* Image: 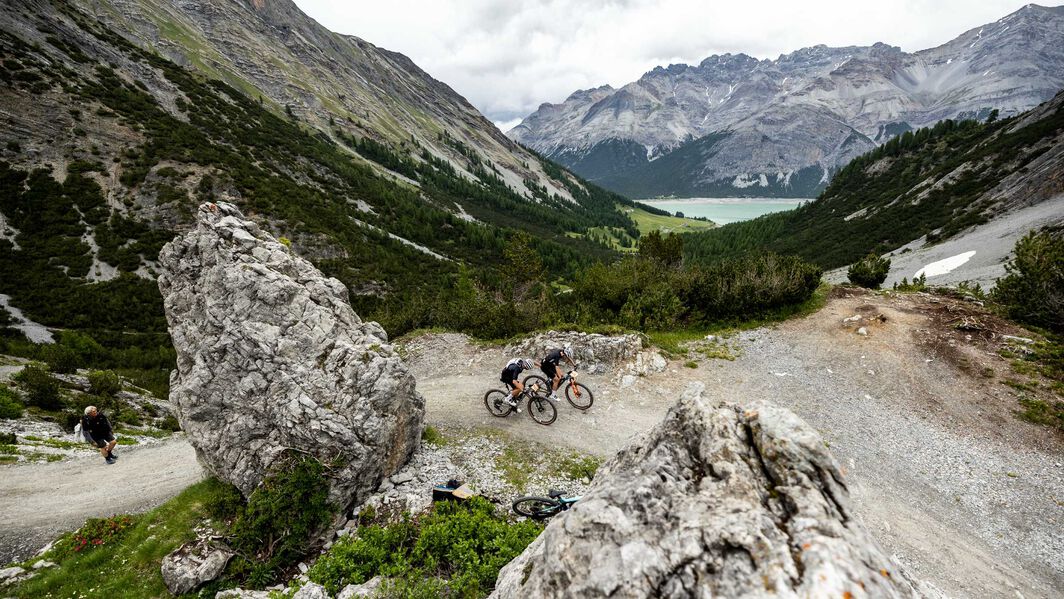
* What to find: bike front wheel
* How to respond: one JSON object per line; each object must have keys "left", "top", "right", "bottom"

{"left": 565, "top": 382, "right": 594, "bottom": 410}
{"left": 526, "top": 395, "right": 557, "bottom": 425}
{"left": 512, "top": 496, "right": 560, "bottom": 520}
{"left": 484, "top": 389, "right": 513, "bottom": 417}
{"left": 522, "top": 374, "right": 550, "bottom": 394}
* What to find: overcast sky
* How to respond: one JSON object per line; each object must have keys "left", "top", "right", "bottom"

{"left": 294, "top": 0, "right": 1050, "bottom": 130}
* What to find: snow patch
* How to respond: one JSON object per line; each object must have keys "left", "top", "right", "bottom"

{"left": 914, "top": 251, "right": 976, "bottom": 278}
{"left": 347, "top": 198, "right": 376, "bottom": 215}
{"left": 946, "top": 58, "right": 952, "bottom": 65}
{"left": 0, "top": 293, "right": 54, "bottom": 344}
{"left": 349, "top": 217, "right": 451, "bottom": 261}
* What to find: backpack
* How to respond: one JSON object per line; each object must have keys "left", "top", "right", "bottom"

{"left": 72, "top": 421, "right": 92, "bottom": 444}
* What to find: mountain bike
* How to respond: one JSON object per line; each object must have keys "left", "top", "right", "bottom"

{"left": 483, "top": 382, "right": 557, "bottom": 425}
{"left": 522, "top": 370, "right": 594, "bottom": 411}
{"left": 512, "top": 489, "right": 581, "bottom": 520}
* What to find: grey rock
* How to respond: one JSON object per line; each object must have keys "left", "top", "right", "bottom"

{"left": 215, "top": 590, "right": 274, "bottom": 599}
{"left": 491, "top": 384, "right": 920, "bottom": 598}
{"left": 157, "top": 203, "right": 425, "bottom": 506}
{"left": 30, "top": 560, "right": 55, "bottom": 570}
{"left": 619, "top": 375, "right": 637, "bottom": 388}
{"left": 0, "top": 566, "right": 24, "bottom": 581}
{"left": 1002, "top": 335, "right": 1034, "bottom": 345}
{"left": 391, "top": 471, "right": 414, "bottom": 485}
{"left": 338, "top": 576, "right": 384, "bottom": 598}
{"left": 161, "top": 539, "right": 233, "bottom": 595}
{"left": 292, "top": 582, "right": 330, "bottom": 599}
{"left": 857, "top": 326, "right": 869, "bottom": 336}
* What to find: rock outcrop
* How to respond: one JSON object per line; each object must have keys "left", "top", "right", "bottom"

{"left": 158, "top": 203, "right": 424, "bottom": 504}
{"left": 491, "top": 384, "right": 919, "bottom": 598}
{"left": 507, "top": 330, "right": 658, "bottom": 375}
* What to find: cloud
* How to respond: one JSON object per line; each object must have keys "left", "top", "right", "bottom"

{"left": 294, "top": 0, "right": 1047, "bottom": 121}
{"left": 492, "top": 118, "right": 524, "bottom": 133}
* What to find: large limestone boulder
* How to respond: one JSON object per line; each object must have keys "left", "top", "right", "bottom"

{"left": 158, "top": 203, "right": 424, "bottom": 504}
{"left": 492, "top": 384, "right": 921, "bottom": 598}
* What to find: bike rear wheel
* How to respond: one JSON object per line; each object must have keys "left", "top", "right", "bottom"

{"left": 484, "top": 389, "right": 513, "bottom": 417}
{"left": 512, "top": 496, "right": 560, "bottom": 520}
{"left": 565, "top": 382, "right": 594, "bottom": 410}
{"left": 526, "top": 395, "right": 557, "bottom": 425}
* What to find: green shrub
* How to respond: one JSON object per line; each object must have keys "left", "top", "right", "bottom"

{"left": 40, "top": 344, "right": 81, "bottom": 374}
{"left": 157, "top": 414, "right": 181, "bottom": 431}
{"left": 421, "top": 426, "right": 447, "bottom": 447}
{"left": 13, "top": 366, "right": 64, "bottom": 410}
{"left": 228, "top": 454, "right": 335, "bottom": 587}
{"left": 893, "top": 273, "right": 927, "bottom": 292}
{"left": 87, "top": 370, "right": 122, "bottom": 396}
{"left": 993, "top": 230, "right": 1064, "bottom": 333}
{"left": 204, "top": 481, "right": 245, "bottom": 522}
{"left": 308, "top": 497, "right": 542, "bottom": 597}
{"left": 0, "top": 386, "right": 24, "bottom": 419}
{"left": 847, "top": 253, "right": 891, "bottom": 289}
{"left": 0, "top": 431, "right": 15, "bottom": 444}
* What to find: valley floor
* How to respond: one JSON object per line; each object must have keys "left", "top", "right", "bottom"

{"left": 2, "top": 290, "right": 1061, "bottom": 597}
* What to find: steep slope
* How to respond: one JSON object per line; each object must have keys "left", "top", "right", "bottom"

{"left": 81, "top": 0, "right": 572, "bottom": 204}
{"left": 0, "top": 0, "right": 639, "bottom": 387}
{"left": 512, "top": 4, "right": 1064, "bottom": 198}
{"left": 682, "top": 91, "right": 1064, "bottom": 276}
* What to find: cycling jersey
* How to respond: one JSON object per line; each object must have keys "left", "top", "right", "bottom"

{"left": 500, "top": 360, "right": 525, "bottom": 389}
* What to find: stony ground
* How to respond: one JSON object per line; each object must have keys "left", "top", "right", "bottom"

{"left": 2, "top": 290, "right": 1061, "bottom": 598}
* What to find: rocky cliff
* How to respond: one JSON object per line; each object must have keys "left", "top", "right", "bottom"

{"left": 511, "top": 4, "right": 1064, "bottom": 198}
{"left": 157, "top": 202, "right": 423, "bottom": 503}
{"left": 491, "top": 384, "right": 921, "bottom": 598}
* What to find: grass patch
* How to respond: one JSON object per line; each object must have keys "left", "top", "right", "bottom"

{"left": 421, "top": 425, "right": 447, "bottom": 447}
{"left": 116, "top": 425, "right": 174, "bottom": 438}
{"left": 0, "top": 444, "right": 17, "bottom": 454}
{"left": 11, "top": 478, "right": 229, "bottom": 598}
{"left": 23, "top": 435, "right": 91, "bottom": 450}
{"left": 115, "top": 437, "right": 139, "bottom": 446}
{"left": 684, "top": 360, "right": 698, "bottom": 369}
{"left": 553, "top": 453, "right": 601, "bottom": 482}
{"left": 494, "top": 442, "right": 538, "bottom": 493}
{"left": 0, "top": 455, "right": 16, "bottom": 464}
{"left": 625, "top": 204, "right": 716, "bottom": 235}
{"left": 1016, "top": 397, "right": 1064, "bottom": 431}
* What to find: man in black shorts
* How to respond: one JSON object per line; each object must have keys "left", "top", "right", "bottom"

{"left": 500, "top": 358, "right": 534, "bottom": 413}
{"left": 540, "top": 345, "right": 577, "bottom": 401}
{"left": 82, "top": 405, "right": 118, "bottom": 465}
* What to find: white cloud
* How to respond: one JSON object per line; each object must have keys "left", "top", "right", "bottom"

{"left": 493, "top": 118, "right": 524, "bottom": 133}
{"left": 293, "top": 1, "right": 1051, "bottom": 121}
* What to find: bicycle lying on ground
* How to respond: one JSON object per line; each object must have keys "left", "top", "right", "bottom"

{"left": 483, "top": 382, "right": 557, "bottom": 425}
{"left": 523, "top": 370, "right": 594, "bottom": 411}
{"left": 512, "top": 489, "right": 581, "bottom": 520}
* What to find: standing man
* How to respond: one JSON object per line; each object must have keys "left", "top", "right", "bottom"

{"left": 82, "top": 405, "right": 118, "bottom": 464}
{"left": 540, "top": 345, "right": 577, "bottom": 401}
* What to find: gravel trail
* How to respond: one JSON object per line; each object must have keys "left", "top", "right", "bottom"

{"left": 0, "top": 436, "right": 204, "bottom": 564}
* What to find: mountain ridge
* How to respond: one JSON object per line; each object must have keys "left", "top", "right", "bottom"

{"left": 511, "top": 3, "right": 1064, "bottom": 198}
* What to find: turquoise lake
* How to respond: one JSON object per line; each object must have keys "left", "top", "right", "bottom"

{"left": 640, "top": 198, "right": 807, "bottom": 225}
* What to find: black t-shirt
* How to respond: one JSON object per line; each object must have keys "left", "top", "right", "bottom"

{"left": 543, "top": 349, "right": 564, "bottom": 366}
{"left": 82, "top": 413, "right": 112, "bottom": 439}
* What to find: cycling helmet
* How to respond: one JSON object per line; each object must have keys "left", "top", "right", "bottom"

{"left": 521, "top": 358, "right": 534, "bottom": 370}
{"left": 562, "top": 344, "right": 574, "bottom": 357}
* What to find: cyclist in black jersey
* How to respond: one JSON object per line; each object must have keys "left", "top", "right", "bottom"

{"left": 540, "top": 345, "right": 577, "bottom": 401}
{"left": 500, "top": 358, "right": 534, "bottom": 412}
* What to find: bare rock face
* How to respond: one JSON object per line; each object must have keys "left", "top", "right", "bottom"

{"left": 492, "top": 384, "right": 920, "bottom": 598}
{"left": 157, "top": 203, "right": 424, "bottom": 504}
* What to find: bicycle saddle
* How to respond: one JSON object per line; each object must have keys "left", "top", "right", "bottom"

{"left": 548, "top": 489, "right": 566, "bottom": 498}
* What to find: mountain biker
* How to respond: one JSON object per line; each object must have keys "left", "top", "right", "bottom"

{"left": 500, "top": 358, "right": 535, "bottom": 413}
{"left": 540, "top": 345, "right": 577, "bottom": 401}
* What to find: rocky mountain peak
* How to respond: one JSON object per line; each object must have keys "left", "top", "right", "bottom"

{"left": 509, "top": 5, "right": 1064, "bottom": 198}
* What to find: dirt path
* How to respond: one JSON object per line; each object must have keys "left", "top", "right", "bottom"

{"left": 2, "top": 291, "right": 1060, "bottom": 598}
{"left": 0, "top": 436, "right": 204, "bottom": 564}
{"left": 409, "top": 292, "right": 1063, "bottom": 598}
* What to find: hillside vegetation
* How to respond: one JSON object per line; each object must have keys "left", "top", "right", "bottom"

{"left": 682, "top": 93, "right": 1064, "bottom": 269}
